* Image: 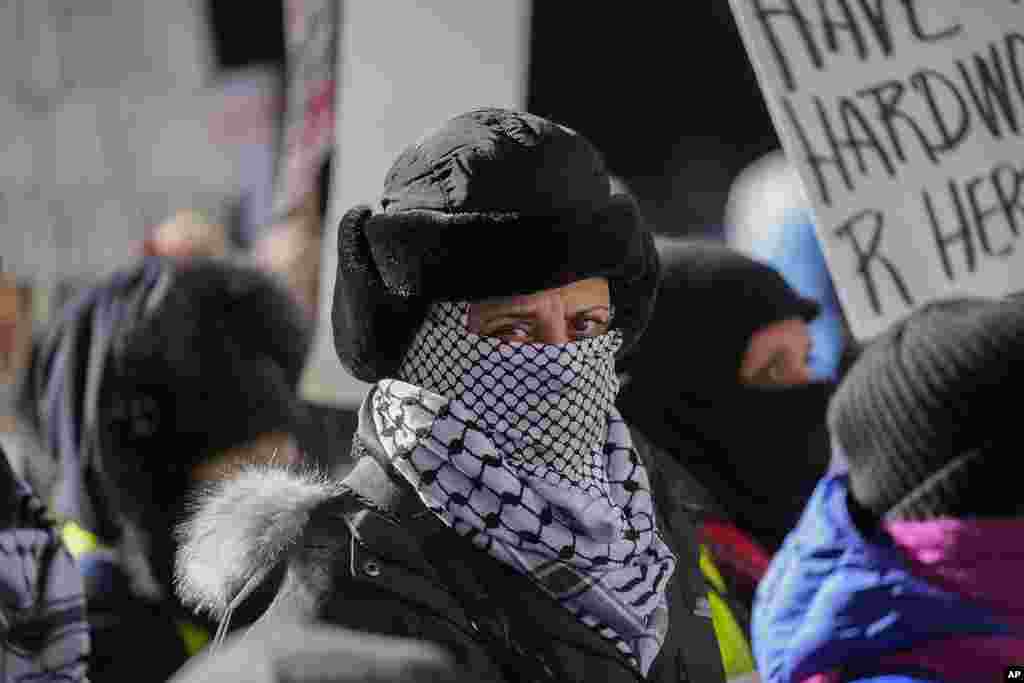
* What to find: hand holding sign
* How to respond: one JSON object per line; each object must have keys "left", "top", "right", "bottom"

{"left": 731, "top": 0, "right": 1024, "bottom": 339}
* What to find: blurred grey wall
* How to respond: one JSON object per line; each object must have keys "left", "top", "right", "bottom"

{"left": 0, "top": 0, "right": 238, "bottom": 292}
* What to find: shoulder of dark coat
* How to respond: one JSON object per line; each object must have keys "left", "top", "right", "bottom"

{"left": 628, "top": 423, "right": 726, "bottom": 519}
{"left": 174, "top": 466, "right": 347, "bottom": 620}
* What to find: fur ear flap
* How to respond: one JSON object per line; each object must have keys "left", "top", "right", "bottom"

{"left": 332, "top": 206, "right": 428, "bottom": 381}
{"left": 335, "top": 206, "right": 380, "bottom": 282}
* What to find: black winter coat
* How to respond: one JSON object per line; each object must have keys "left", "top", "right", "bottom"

{"left": 176, "top": 396, "right": 726, "bottom": 683}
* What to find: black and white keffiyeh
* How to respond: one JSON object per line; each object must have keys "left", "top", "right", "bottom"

{"left": 374, "top": 302, "right": 677, "bottom": 673}
{"left": 397, "top": 302, "right": 622, "bottom": 497}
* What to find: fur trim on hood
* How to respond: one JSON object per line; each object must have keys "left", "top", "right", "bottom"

{"left": 175, "top": 466, "right": 343, "bottom": 619}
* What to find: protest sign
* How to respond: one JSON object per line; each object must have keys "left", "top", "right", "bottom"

{"left": 730, "top": 1, "right": 1024, "bottom": 339}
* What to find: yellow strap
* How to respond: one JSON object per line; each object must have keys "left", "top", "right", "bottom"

{"left": 177, "top": 620, "right": 211, "bottom": 657}
{"left": 699, "top": 542, "right": 728, "bottom": 594}
{"left": 61, "top": 522, "right": 211, "bottom": 658}
{"left": 700, "top": 545, "right": 757, "bottom": 679}
{"left": 61, "top": 521, "right": 100, "bottom": 558}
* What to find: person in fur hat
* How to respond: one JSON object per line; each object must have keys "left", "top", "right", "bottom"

{"left": 176, "top": 108, "right": 726, "bottom": 682}
{"left": 752, "top": 296, "right": 1024, "bottom": 682}
{"left": 28, "top": 257, "right": 311, "bottom": 682}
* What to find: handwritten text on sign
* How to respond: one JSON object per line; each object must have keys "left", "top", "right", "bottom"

{"left": 730, "top": 1, "right": 1024, "bottom": 339}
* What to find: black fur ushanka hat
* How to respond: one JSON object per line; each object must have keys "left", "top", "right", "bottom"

{"left": 332, "top": 108, "right": 660, "bottom": 382}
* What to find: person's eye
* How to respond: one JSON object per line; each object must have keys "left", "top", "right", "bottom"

{"left": 570, "top": 314, "right": 610, "bottom": 339}
{"left": 488, "top": 323, "right": 532, "bottom": 343}
{"left": 751, "top": 351, "right": 789, "bottom": 386}
{"left": 768, "top": 356, "right": 789, "bottom": 383}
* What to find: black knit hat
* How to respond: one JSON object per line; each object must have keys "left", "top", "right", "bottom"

{"left": 829, "top": 297, "right": 1024, "bottom": 521}
{"left": 332, "top": 107, "right": 660, "bottom": 382}
{"left": 108, "top": 259, "right": 312, "bottom": 463}
{"left": 35, "top": 257, "right": 311, "bottom": 539}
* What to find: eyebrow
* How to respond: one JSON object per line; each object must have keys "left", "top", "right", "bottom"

{"left": 571, "top": 304, "right": 612, "bottom": 318}
{"left": 483, "top": 304, "right": 612, "bottom": 323}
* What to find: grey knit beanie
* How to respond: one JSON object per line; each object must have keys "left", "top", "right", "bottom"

{"left": 829, "top": 296, "right": 1024, "bottom": 520}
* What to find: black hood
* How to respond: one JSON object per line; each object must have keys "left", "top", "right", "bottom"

{"left": 618, "top": 241, "right": 831, "bottom": 549}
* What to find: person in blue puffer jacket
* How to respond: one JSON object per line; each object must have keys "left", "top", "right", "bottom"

{"left": 752, "top": 296, "right": 1024, "bottom": 683}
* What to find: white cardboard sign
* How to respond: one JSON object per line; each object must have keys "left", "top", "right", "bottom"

{"left": 730, "top": 1, "right": 1024, "bottom": 339}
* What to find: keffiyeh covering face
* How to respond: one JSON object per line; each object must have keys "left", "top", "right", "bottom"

{"left": 397, "top": 302, "right": 621, "bottom": 496}
{"left": 373, "top": 302, "right": 676, "bottom": 673}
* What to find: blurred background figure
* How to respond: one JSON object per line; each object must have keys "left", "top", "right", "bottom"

{"left": 252, "top": 174, "right": 328, "bottom": 324}
{"left": 619, "top": 241, "right": 835, "bottom": 556}
{"left": 723, "top": 150, "right": 848, "bottom": 384}
{"left": 1, "top": 271, "right": 31, "bottom": 456}
{"left": 247, "top": 0, "right": 337, "bottom": 326}
{"left": 0, "top": 268, "right": 56, "bottom": 497}
{"left": 617, "top": 241, "right": 835, "bottom": 681}
{"left": 25, "top": 258, "right": 311, "bottom": 682}
{"left": 2, "top": 443, "right": 89, "bottom": 682}
{"left": 754, "top": 297, "right": 1024, "bottom": 682}
{"left": 136, "top": 197, "right": 357, "bottom": 480}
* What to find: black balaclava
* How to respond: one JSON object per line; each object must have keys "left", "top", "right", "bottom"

{"left": 35, "top": 257, "right": 311, "bottom": 599}
{"left": 617, "top": 241, "right": 834, "bottom": 550}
